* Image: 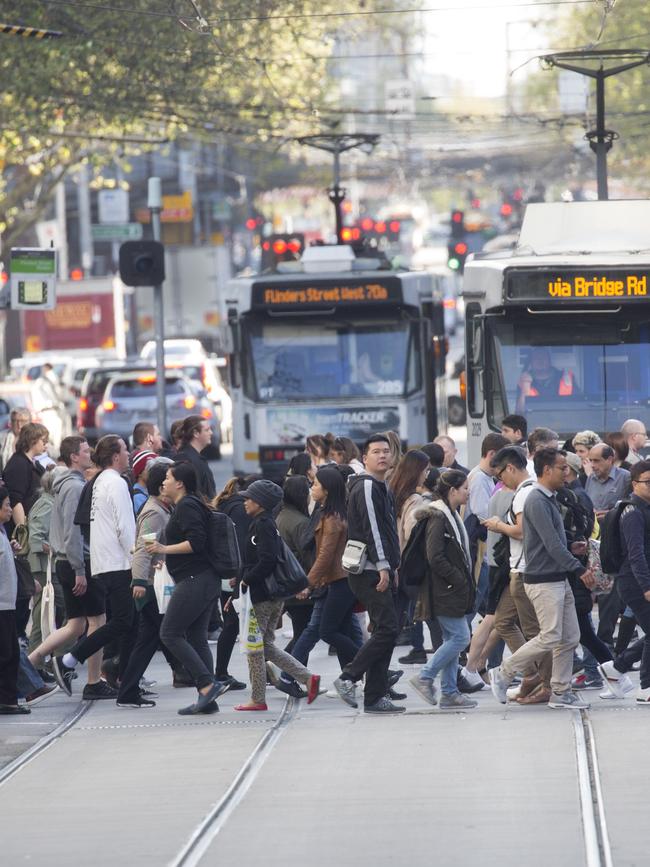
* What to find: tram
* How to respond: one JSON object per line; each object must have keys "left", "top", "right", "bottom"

{"left": 224, "top": 245, "right": 447, "bottom": 478}
{"left": 463, "top": 200, "right": 650, "bottom": 467}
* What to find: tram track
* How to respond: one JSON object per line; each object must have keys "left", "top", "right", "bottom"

{"left": 573, "top": 708, "right": 614, "bottom": 867}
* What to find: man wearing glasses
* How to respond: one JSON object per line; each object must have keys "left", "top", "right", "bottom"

{"left": 599, "top": 460, "right": 650, "bottom": 704}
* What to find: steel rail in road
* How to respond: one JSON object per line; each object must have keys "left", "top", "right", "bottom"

{"left": 572, "top": 708, "right": 614, "bottom": 867}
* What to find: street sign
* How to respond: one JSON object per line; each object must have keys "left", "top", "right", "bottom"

{"left": 10, "top": 247, "right": 57, "bottom": 310}
{"left": 91, "top": 222, "right": 143, "bottom": 242}
{"left": 98, "top": 189, "right": 129, "bottom": 224}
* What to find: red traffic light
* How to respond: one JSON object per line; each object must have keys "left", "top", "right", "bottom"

{"left": 272, "top": 239, "right": 288, "bottom": 255}
{"left": 262, "top": 240, "right": 271, "bottom": 251}
{"left": 374, "top": 221, "right": 387, "bottom": 233}
{"left": 454, "top": 242, "right": 468, "bottom": 255}
{"left": 341, "top": 227, "right": 353, "bottom": 242}
{"left": 245, "top": 218, "right": 257, "bottom": 230}
{"left": 451, "top": 210, "right": 464, "bottom": 224}
{"left": 389, "top": 220, "right": 400, "bottom": 233}
{"left": 287, "top": 238, "right": 302, "bottom": 253}
{"left": 360, "top": 217, "right": 374, "bottom": 232}
{"left": 352, "top": 227, "right": 361, "bottom": 240}
{"left": 500, "top": 203, "right": 513, "bottom": 217}
{"left": 513, "top": 188, "right": 524, "bottom": 202}
{"left": 470, "top": 198, "right": 481, "bottom": 209}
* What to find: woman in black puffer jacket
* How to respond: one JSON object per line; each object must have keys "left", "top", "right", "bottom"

{"left": 409, "top": 470, "right": 478, "bottom": 711}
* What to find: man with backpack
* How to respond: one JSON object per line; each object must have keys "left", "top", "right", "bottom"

{"left": 490, "top": 448, "right": 594, "bottom": 709}
{"left": 599, "top": 460, "right": 650, "bottom": 703}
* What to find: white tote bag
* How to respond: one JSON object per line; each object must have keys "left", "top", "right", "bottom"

{"left": 40, "top": 555, "right": 56, "bottom": 642}
{"left": 153, "top": 563, "right": 175, "bottom": 614}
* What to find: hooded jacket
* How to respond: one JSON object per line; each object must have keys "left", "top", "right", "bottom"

{"left": 346, "top": 472, "right": 400, "bottom": 572}
{"left": 414, "top": 498, "right": 475, "bottom": 620}
{"left": 50, "top": 467, "right": 86, "bottom": 574}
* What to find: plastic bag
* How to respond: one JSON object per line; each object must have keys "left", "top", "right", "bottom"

{"left": 237, "top": 587, "right": 263, "bottom": 655}
{"left": 154, "top": 563, "right": 175, "bottom": 614}
{"left": 40, "top": 556, "right": 56, "bottom": 642}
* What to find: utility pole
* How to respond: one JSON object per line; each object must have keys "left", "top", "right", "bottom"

{"left": 542, "top": 49, "right": 650, "bottom": 201}
{"left": 148, "top": 177, "right": 167, "bottom": 438}
{"left": 296, "top": 133, "right": 380, "bottom": 242}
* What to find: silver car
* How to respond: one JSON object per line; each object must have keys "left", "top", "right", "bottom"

{"left": 94, "top": 370, "right": 221, "bottom": 456}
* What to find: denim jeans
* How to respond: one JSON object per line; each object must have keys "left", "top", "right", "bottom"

{"left": 319, "top": 579, "right": 360, "bottom": 668}
{"left": 420, "top": 615, "right": 471, "bottom": 696}
{"left": 290, "top": 596, "right": 325, "bottom": 667}
{"left": 17, "top": 648, "right": 45, "bottom": 698}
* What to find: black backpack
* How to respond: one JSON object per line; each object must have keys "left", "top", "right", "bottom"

{"left": 556, "top": 486, "right": 593, "bottom": 544}
{"left": 599, "top": 499, "right": 643, "bottom": 575}
{"left": 399, "top": 517, "right": 429, "bottom": 601}
{"left": 199, "top": 500, "right": 242, "bottom": 578}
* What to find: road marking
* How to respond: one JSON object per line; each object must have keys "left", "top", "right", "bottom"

{"left": 0, "top": 701, "right": 91, "bottom": 788}
{"left": 169, "top": 697, "right": 297, "bottom": 867}
{"left": 572, "top": 709, "right": 614, "bottom": 867}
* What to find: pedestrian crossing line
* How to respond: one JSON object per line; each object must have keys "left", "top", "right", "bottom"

{"left": 77, "top": 718, "right": 277, "bottom": 731}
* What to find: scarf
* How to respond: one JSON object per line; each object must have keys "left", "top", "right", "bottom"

{"left": 430, "top": 499, "right": 472, "bottom": 569}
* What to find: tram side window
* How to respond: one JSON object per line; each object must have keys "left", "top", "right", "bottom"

{"left": 466, "top": 303, "right": 484, "bottom": 418}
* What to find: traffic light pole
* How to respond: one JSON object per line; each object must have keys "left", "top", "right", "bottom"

{"left": 148, "top": 177, "right": 167, "bottom": 440}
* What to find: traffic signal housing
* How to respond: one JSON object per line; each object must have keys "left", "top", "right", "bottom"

{"left": 261, "top": 233, "right": 305, "bottom": 270}
{"left": 119, "top": 241, "right": 165, "bottom": 286}
{"left": 447, "top": 239, "right": 468, "bottom": 273}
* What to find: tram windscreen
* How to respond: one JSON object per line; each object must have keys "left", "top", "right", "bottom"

{"left": 244, "top": 319, "right": 420, "bottom": 401}
{"left": 488, "top": 316, "right": 650, "bottom": 435}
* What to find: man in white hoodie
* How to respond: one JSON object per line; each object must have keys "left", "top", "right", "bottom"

{"left": 62, "top": 435, "right": 136, "bottom": 699}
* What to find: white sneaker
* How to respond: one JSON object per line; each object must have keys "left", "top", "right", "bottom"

{"left": 598, "top": 662, "right": 635, "bottom": 698}
{"left": 636, "top": 686, "right": 650, "bottom": 704}
{"left": 506, "top": 684, "right": 522, "bottom": 701}
{"left": 461, "top": 667, "right": 486, "bottom": 689}
{"left": 325, "top": 689, "right": 339, "bottom": 699}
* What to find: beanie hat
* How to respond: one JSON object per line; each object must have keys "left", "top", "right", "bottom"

{"left": 242, "top": 479, "right": 283, "bottom": 512}
{"left": 132, "top": 450, "right": 157, "bottom": 479}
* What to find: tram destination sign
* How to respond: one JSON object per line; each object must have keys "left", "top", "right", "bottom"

{"left": 252, "top": 277, "right": 403, "bottom": 310}
{"left": 504, "top": 268, "right": 650, "bottom": 304}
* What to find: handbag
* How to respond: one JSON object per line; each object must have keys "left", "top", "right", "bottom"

{"left": 12, "top": 523, "right": 29, "bottom": 557}
{"left": 154, "top": 563, "right": 175, "bottom": 614}
{"left": 40, "top": 555, "right": 56, "bottom": 642}
{"left": 264, "top": 539, "right": 309, "bottom": 600}
{"left": 342, "top": 540, "right": 368, "bottom": 575}
{"left": 587, "top": 539, "right": 613, "bottom": 596}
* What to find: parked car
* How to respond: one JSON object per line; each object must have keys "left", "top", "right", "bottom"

{"left": 0, "top": 380, "right": 72, "bottom": 454}
{"left": 77, "top": 359, "right": 147, "bottom": 443}
{"left": 94, "top": 370, "right": 221, "bottom": 457}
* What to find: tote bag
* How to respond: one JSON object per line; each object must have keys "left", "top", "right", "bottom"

{"left": 153, "top": 564, "right": 175, "bottom": 614}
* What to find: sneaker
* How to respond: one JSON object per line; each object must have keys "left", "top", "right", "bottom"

{"left": 179, "top": 699, "right": 220, "bottom": 715}
{"left": 207, "top": 629, "right": 221, "bottom": 644}
{"left": 364, "top": 697, "right": 406, "bottom": 714}
{"left": 117, "top": 697, "right": 156, "bottom": 708}
{"left": 635, "top": 686, "right": 650, "bottom": 704}
{"left": 388, "top": 688, "right": 407, "bottom": 701}
{"left": 598, "top": 662, "right": 636, "bottom": 698}
{"left": 439, "top": 692, "right": 478, "bottom": 710}
{"left": 388, "top": 669, "right": 404, "bottom": 687}
{"left": 572, "top": 673, "right": 604, "bottom": 690}
{"left": 25, "top": 685, "right": 60, "bottom": 706}
{"left": 140, "top": 677, "right": 157, "bottom": 688}
{"left": 100, "top": 658, "right": 120, "bottom": 690}
{"left": 38, "top": 668, "right": 57, "bottom": 685}
{"left": 333, "top": 676, "right": 358, "bottom": 709}
{"left": 0, "top": 703, "right": 31, "bottom": 714}
{"left": 398, "top": 649, "right": 427, "bottom": 665}
{"left": 82, "top": 681, "right": 118, "bottom": 701}
{"left": 139, "top": 687, "right": 158, "bottom": 698}
{"left": 458, "top": 669, "right": 485, "bottom": 693}
{"left": 409, "top": 674, "right": 438, "bottom": 706}
{"left": 489, "top": 667, "right": 510, "bottom": 704}
{"left": 460, "top": 667, "right": 486, "bottom": 690}
{"left": 275, "top": 679, "right": 307, "bottom": 699}
{"left": 548, "top": 691, "right": 590, "bottom": 709}
{"left": 52, "top": 657, "right": 75, "bottom": 697}
{"left": 218, "top": 675, "right": 246, "bottom": 692}
{"left": 172, "top": 672, "right": 194, "bottom": 689}
{"left": 506, "top": 684, "right": 522, "bottom": 701}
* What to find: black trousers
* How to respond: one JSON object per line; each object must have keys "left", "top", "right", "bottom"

{"left": 614, "top": 575, "right": 650, "bottom": 690}
{"left": 284, "top": 603, "right": 313, "bottom": 653}
{"left": 577, "top": 610, "right": 612, "bottom": 665}
{"left": 215, "top": 591, "right": 239, "bottom": 678}
{"left": 596, "top": 583, "right": 624, "bottom": 646}
{"left": 73, "top": 570, "right": 134, "bottom": 677}
{"left": 0, "top": 609, "right": 19, "bottom": 705}
{"left": 319, "top": 579, "right": 359, "bottom": 668}
{"left": 117, "top": 598, "right": 164, "bottom": 703}
{"left": 344, "top": 571, "right": 399, "bottom": 707}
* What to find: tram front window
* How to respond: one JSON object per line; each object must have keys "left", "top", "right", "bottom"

{"left": 245, "top": 319, "right": 420, "bottom": 401}
{"left": 489, "top": 316, "right": 650, "bottom": 435}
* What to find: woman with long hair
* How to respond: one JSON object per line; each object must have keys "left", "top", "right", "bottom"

{"left": 212, "top": 476, "right": 250, "bottom": 691}
{"left": 330, "top": 437, "right": 364, "bottom": 474}
{"left": 147, "top": 463, "right": 227, "bottom": 715}
{"left": 382, "top": 430, "right": 403, "bottom": 481}
{"left": 409, "top": 470, "right": 479, "bottom": 710}
{"left": 305, "top": 433, "right": 334, "bottom": 467}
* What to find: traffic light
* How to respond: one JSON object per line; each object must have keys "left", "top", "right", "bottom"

{"left": 387, "top": 220, "right": 401, "bottom": 242}
{"left": 261, "top": 233, "right": 305, "bottom": 270}
{"left": 119, "top": 241, "right": 165, "bottom": 286}
{"left": 450, "top": 210, "right": 465, "bottom": 238}
{"left": 447, "top": 240, "right": 468, "bottom": 273}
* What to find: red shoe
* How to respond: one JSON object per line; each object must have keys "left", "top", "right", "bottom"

{"left": 234, "top": 702, "right": 268, "bottom": 711}
{"left": 307, "top": 675, "right": 321, "bottom": 705}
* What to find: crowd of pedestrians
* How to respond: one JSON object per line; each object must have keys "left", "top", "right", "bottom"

{"left": 1, "top": 405, "right": 649, "bottom": 717}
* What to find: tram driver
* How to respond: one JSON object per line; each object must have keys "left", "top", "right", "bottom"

{"left": 515, "top": 348, "right": 579, "bottom": 413}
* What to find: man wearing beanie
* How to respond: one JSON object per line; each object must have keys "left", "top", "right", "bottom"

{"left": 235, "top": 479, "right": 321, "bottom": 711}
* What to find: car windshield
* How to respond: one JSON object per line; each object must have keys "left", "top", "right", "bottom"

{"left": 488, "top": 313, "right": 650, "bottom": 435}
{"left": 110, "top": 378, "right": 186, "bottom": 399}
{"left": 244, "top": 318, "right": 419, "bottom": 401}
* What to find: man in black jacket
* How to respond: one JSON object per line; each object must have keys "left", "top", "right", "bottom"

{"left": 334, "top": 434, "right": 403, "bottom": 715}
{"left": 176, "top": 415, "right": 216, "bottom": 500}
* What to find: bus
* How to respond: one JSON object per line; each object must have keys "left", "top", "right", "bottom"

{"left": 463, "top": 199, "right": 650, "bottom": 467}
{"left": 224, "top": 245, "right": 447, "bottom": 478}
